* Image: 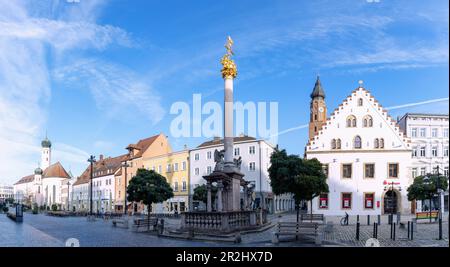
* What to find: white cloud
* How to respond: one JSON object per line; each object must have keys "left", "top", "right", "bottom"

{"left": 0, "top": 0, "right": 135, "bottom": 185}
{"left": 52, "top": 58, "right": 165, "bottom": 124}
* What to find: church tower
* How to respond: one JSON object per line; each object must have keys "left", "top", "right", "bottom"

{"left": 41, "top": 136, "right": 52, "bottom": 170}
{"left": 309, "top": 76, "right": 327, "bottom": 140}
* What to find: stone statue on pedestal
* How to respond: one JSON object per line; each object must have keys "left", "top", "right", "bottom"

{"left": 214, "top": 149, "right": 225, "bottom": 171}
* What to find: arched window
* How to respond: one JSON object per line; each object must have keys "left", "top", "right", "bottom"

{"left": 363, "top": 115, "right": 373, "bottom": 127}
{"left": 374, "top": 138, "right": 379, "bottom": 148}
{"left": 354, "top": 136, "right": 362, "bottom": 149}
{"left": 380, "top": 138, "right": 384, "bottom": 148}
{"left": 358, "top": 98, "right": 363, "bottom": 106}
{"left": 346, "top": 115, "right": 357, "bottom": 128}
{"left": 336, "top": 139, "right": 341, "bottom": 149}
{"left": 331, "top": 139, "right": 336, "bottom": 149}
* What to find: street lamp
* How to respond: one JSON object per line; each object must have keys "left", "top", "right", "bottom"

{"left": 66, "top": 180, "right": 70, "bottom": 212}
{"left": 88, "top": 155, "right": 96, "bottom": 217}
{"left": 122, "top": 161, "right": 130, "bottom": 216}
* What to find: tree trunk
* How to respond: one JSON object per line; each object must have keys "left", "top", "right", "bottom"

{"left": 429, "top": 197, "right": 432, "bottom": 223}
{"left": 310, "top": 200, "right": 313, "bottom": 223}
{"left": 296, "top": 203, "right": 299, "bottom": 223}
{"left": 147, "top": 202, "right": 151, "bottom": 231}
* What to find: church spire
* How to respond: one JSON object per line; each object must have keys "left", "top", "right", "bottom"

{"left": 310, "top": 76, "right": 325, "bottom": 99}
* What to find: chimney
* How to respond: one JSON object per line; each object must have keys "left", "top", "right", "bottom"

{"left": 99, "top": 154, "right": 104, "bottom": 161}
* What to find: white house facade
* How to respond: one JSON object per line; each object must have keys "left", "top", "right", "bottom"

{"left": 305, "top": 79, "right": 413, "bottom": 216}
{"left": 189, "top": 135, "right": 294, "bottom": 214}
{"left": 0, "top": 184, "right": 14, "bottom": 203}
{"left": 398, "top": 113, "right": 449, "bottom": 212}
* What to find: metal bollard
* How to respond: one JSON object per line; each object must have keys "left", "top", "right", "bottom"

{"left": 393, "top": 223, "right": 396, "bottom": 241}
{"left": 439, "top": 218, "right": 442, "bottom": 240}
{"left": 356, "top": 222, "right": 360, "bottom": 240}
{"left": 396, "top": 212, "right": 400, "bottom": 224}
{"left": 377, "top": 215, "right": 381, "bottom": 225}
{"left": 407, "top": 221, "right": 410, "bottom": 240}
{"left": 410, "top": 222, "right": 414, "bottom": 240}
{"left": 367, "top": 215, "right": 370, "bottom": 226}
{"left": 390, "top": 221, "right": 393, "bottom": 239}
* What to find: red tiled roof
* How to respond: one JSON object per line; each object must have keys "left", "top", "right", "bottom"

{"left": 73, "top": 154, "right": 128, "bottom": 186}
{"left": 14, "top": 174, "right": 34, "bottom": 185}
{"left": 43, "top": 162, "right": 71, "bottom": 179}
{"left": 126, "top": 134, "right": 160, "bottom": 159}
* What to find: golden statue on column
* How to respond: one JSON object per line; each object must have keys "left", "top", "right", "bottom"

{"left": 221, "top": 36, "right": 237, "bottom": 79}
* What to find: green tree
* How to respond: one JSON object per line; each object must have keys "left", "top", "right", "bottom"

{"left": 407, "top": 174, "right": 448, "bottom": 221}
{"left": 193, "top": 184, "right": 217, "bottom": 211}
{"left": 268, "top": 149, "right": 328, "bottom": 222}
{"left": 127, "top": 169, "right": 174, "bottom": 215}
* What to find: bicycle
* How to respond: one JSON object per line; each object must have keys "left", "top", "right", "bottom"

{"left": 340, "top": 212, "right": 349, "bottom": 226}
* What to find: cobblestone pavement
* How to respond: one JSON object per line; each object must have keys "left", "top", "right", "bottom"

{"left": 276, "top": 212, "right": 449, "bottom": 247}
{"left": 1, "top": 212, "right": 448, "bottom": 247}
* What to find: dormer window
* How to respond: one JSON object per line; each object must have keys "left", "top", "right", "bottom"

{"left": 358, "top": 98, "right": 363, "bottom": 106}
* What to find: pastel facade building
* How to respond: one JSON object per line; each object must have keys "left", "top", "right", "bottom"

{"left": 398, "top": 113, "right": 449, "bottom": 212}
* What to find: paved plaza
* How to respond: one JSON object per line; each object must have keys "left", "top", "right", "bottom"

{"left": 0, "top": 212, "right": 448, "bottom": 247}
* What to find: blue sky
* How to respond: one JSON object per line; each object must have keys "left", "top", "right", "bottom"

{"left": 0, "top": 0, "right": 448, "bottom": 185}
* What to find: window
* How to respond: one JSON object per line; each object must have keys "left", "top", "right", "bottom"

{"left": 182, "top": 181, "right": 187, "bottom": 191}
{"left": 363, "top": 115, "right": 373, "bottom": 127}
{"left": 342, "top": 164, "right": 352, "bottom": 179}
{"left": 331, "top": 139, "right": 336, "bottom": 149}
{"left": 342, "top": 193, "right": 352, "bottom": 209}
{"left": 364, "top": 193, "right": 374, "bottom": 209}
{"left": 412, "top": 147, "right": 418, "bottom": 157}
{"left": 166, "top": 164, "right": 171, "bottom": 172}
{"left": 444, "top": 128, "right": 449, "bottom": 138}
{"left": 336, "top": 139, "right": 341, "bottom": 149}
{"left": 388, "top": 163, "right": 399, "bottom": 178}
{"left": 174, "top": 163, "right": 179, "bottom": 172}
{"left": 158, "top": 165, "right": 162, "bottom": 173}
{"left": 444, "top": 167, "right": 449, "bottom": 177}
{"left": 322, "top": 164, "right": 329, "bottom": 178}
{"left": 346, "top": 115, "right": 357, "bottom": 128}
{"left": 182, "top": 161, "right": 186, "bottom": 171}
{"left": 319, "top": 193, "right": 328, "bottom": 209}
{"left": 358, "top": 98, "right": 363, "bottom": 106}
{"left": 249, "top": 162, "right": 256, "bottom": 171}
{"left": 249, "top": 146, "right": 256, "bottom": 154}
{"left": 207, "top": 166, "right": 212, "bottom": 175}
{"left": 411, "top": 128, "right": 417, "bottom": 137}
{"left": 364, "top": 163, "right": 375, "bottom": 178}
{"left": 444, "top": 147, "right": 449, "bottom": 157}
{"left": 194, "top": 153, "right": 199, "bottom": 161}
{"left": 174, "top": 182, "right": 179, "bottom": 192}
{"left": 234, "top": 147, "right": 240, "bottom": 156}
{"left": 420, "top": 146, "right": 426, "bottom": 157}
{"left": 420, "top": 167, "right": 426, "bottom": 176}
{"left": 195, "top": 168, "right": 199, "bottom": 176}
{"left": 420, "top": 128, "right": 426, "bottom": 137}
{"left": 353, "top": 136, "right": 362, "bottom": 149}
{"left": 432, "top": 147, "right": 438, "bottom": 157}
{"left": 432, "top": 128, "right": 438, "bottom": 138}
{"left": 412, "top": 168, "right": 418, "bottom": 178}
{"left": 379, "top": 138, "right": 384, "bottom": 149}
{"left": 207, "top": 151, "right": 212, "bottom": 159}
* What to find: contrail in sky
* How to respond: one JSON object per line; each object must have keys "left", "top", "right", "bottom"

{"left": 269, "top": 97, "right": 449, "bottom": 139}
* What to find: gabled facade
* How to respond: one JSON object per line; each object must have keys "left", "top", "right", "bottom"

{"left": 305, "top": 82, "right": 413, "bottom": 215}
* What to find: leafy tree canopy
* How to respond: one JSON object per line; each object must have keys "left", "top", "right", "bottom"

{"left": 407, "top": 174, "right": 448, "bottom": 201}
{"left": 268, "top": 149, "right": 329, "bottom": 205}
{"left": 127, "top": 169, "right": 174, "bottom": 207}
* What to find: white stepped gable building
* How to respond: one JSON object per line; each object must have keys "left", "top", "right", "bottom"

{"left": 189, "top": 135, "right": 294, "bottom": 214}
{"left": 305, "top": 79, "right": 413, "bottom": 216}
{"left": 397, "top": 113, "right": 449, "bottom": 212}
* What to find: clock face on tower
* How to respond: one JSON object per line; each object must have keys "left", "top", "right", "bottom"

{"left": 318, "top": 107, "right": 324, "bottom": 113}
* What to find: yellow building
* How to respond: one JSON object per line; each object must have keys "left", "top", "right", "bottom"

{"left": 142, "top": 150, "right": 190, "bottom": 213}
